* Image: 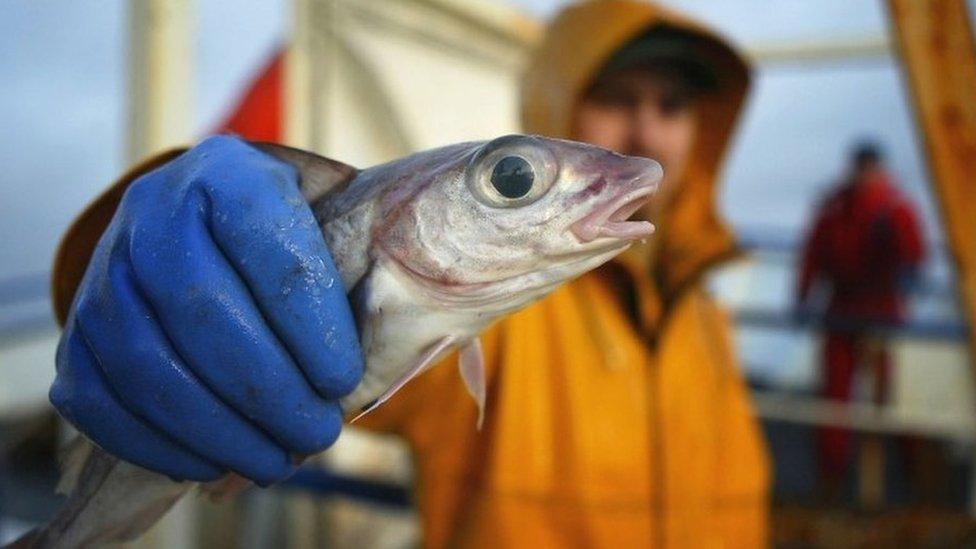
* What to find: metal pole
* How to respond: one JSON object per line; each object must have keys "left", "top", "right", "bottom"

{"left": 127, "top": 0, "right": 194, "bottom": 162}
{"left": 285, "top": 2, "right": 339, "bottom": 545}
{"left": 124, "top": 2, "right": 198, "bottom": 546}
{"left": 286, "top": 0, "right": 337, "bottom": 153}
{"left": 886, "top": 0, "right": 976, "bottom": 515}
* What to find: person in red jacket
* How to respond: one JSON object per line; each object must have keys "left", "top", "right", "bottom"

{"left": 797, "top": 141, "right": 925, "bottom": 488}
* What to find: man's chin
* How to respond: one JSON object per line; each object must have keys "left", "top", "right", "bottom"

{"left": 636, "top": 183, "right": 674, "bottom": 221}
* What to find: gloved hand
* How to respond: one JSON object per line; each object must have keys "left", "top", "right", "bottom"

{"left": 50, "top": 136, "right": 363, "bottom": 485}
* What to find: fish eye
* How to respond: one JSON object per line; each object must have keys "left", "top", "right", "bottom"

{"left": 466, "top": 135, "right": 559, "bottom": 208}
{"left": 490, "top": 156, "right": 534, "bottom": 199}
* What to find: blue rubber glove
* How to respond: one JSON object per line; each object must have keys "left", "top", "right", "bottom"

{"left": 50, "top": 136, "right": 363, "bottom": 485}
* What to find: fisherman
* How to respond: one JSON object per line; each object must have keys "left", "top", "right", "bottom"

{"left": 50, "top": 0, "right": 768, "bottom": 546}
{"left": 796, "top": 141, "right": 925, "bottom": 491}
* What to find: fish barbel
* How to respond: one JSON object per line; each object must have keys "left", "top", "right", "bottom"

{"left": 20, "top": 134, "right": 661, "bottom": 548}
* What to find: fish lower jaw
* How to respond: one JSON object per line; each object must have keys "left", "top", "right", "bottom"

{"left": 582, "top": 220, "right": 654, "bottom": 241}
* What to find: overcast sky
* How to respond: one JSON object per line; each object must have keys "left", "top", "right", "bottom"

{"left": 0, "top": 0, "right": 954, "bottom": 284}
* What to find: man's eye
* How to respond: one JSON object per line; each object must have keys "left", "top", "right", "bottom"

{"left": 659, "top": 93, "right": 694, "bottom": 117}
{"left": 586, "top": 85, "right": 636, "bottom": 108}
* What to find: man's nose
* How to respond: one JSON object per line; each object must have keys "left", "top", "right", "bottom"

{"left": 627, "top": 101, "right": 663, "bottom": 159}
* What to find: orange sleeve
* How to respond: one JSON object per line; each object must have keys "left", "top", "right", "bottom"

{"left": 51, "top": 149, "right": 187, "bottom": 325}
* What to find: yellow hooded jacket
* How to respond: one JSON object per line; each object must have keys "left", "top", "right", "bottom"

{"left": 51, "top": 2, "right": 769, "bottom": 547}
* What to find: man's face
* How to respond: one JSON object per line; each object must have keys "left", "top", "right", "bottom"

{"left": 572, "top": 66, "right": 700, "bottom": 194}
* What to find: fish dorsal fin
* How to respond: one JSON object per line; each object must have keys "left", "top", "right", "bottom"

{"left": 350, "top": 335, "right": 457, "bottom": 423}
{"left": 250, "top": 141, "right": 358, "bottom": 203}
{"left": 459, "top": 338, "right": 486, "bottom": 430}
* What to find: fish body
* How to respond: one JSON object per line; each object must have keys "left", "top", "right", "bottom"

{"left": 22, "top": 135, "right": 660, "bottom": 548}
{"left": 318, "top": 135, "right": 660, "bottom": 416}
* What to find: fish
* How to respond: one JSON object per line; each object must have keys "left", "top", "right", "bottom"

{"left": 16, "top": 134, "right": 661, "bottom": 548}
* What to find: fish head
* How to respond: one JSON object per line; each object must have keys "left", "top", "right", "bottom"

{"left": 377, "top": 134, "right": 662, "bottom": 311}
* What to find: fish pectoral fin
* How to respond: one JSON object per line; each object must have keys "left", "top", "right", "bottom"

{"left": 350, "top": 335, "right": 457, "bottom": 423}
{"left": 459, "top": 338, "right": 486, "bottom": 430}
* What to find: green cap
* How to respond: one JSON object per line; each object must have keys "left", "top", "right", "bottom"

{"left": 597, "top": 25, "right": 720, "bottom": 93}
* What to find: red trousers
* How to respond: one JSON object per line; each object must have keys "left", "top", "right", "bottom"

{"left": 818, "top": 331, "right": 890, "bottom": 479}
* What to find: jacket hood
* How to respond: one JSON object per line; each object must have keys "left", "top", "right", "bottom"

{"left": 520, "top": 0, "right": 751, "bottom": 304}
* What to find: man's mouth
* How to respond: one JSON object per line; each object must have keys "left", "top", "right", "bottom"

{"left": 571, "top": 180, "right": 657, "bottom": 243}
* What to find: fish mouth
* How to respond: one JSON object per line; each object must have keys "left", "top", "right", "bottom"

{"left": 571, "top": 180, "right": 657, "bottom": 243}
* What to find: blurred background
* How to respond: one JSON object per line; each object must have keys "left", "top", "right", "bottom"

{"left": 1, "top": 0, "right": 974, "bottom": 547}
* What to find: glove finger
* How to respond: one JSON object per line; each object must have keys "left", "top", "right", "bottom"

{"left": 192, "top": 137, "right": 363, "bottom": 399}
{"left": 126, "top": 189, "right": 344, "bottom": 457}
{"left": 74, "top": 248, "right": 298, "bottom": 485}
{"left": 50, "top": 326, "right": 224, "bottom": 483}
